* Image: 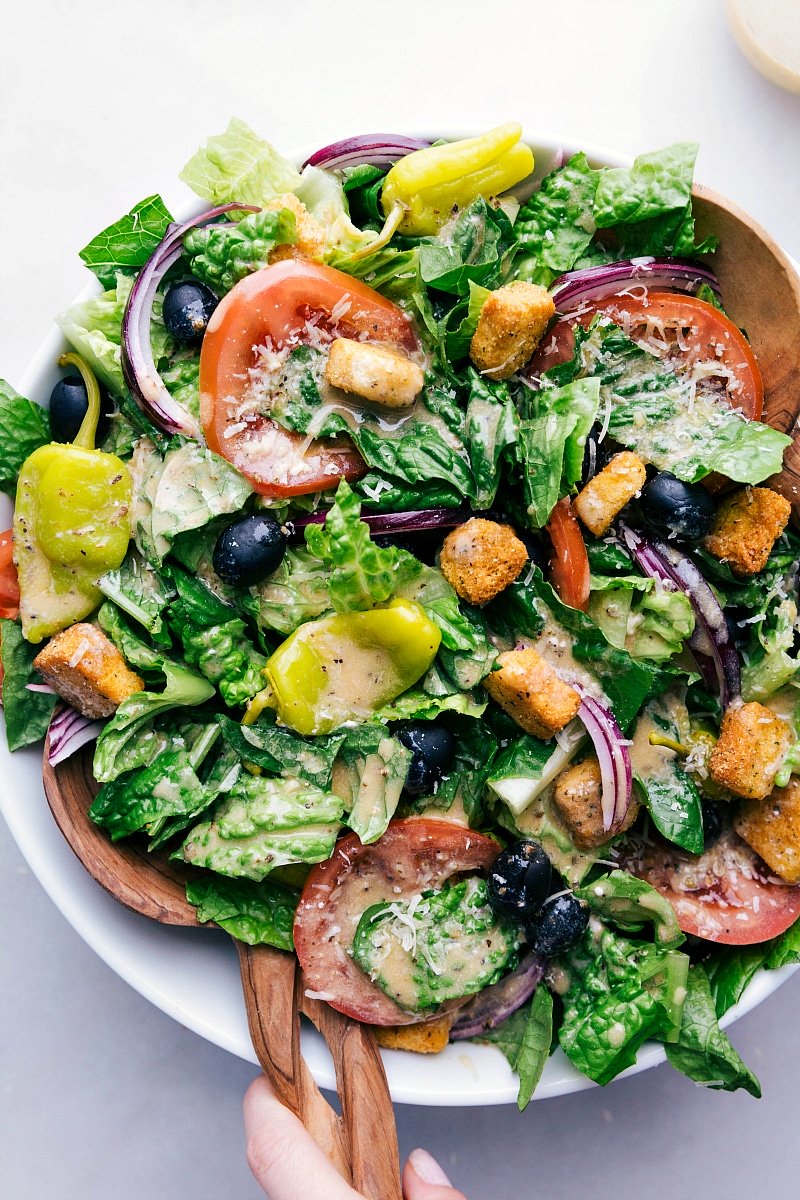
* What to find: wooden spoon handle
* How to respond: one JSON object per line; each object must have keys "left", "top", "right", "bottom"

{"left": 236, "top": 942, "right": 402, "bottom": 1199}
{"left": 300, "top": 988, "right": 403, "bottom": 1200}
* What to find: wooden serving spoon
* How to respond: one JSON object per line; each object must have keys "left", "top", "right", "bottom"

{"left": 42, "top": 740, "right": 403, "bottom": 1200}
{"left": 692, "top": 184, "right": 800, "bottom": 514}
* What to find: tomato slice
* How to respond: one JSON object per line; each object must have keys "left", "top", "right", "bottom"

{"left": 529, "top": 291, "right": 764, "bottom": 421}
{"left": 199, "top": 260, "right": 419, "bottom": 498}
{"left": 621, "top": 828, "right": 800, "bottom": 945}
{"left": 0, "top": 530, "right": 19, "bottom": 617}
{"left": 293, "top": 818, "right": 501, "bottom": 1025}
{"left": 547, "top": 497, "right": 590, "bottom": 612}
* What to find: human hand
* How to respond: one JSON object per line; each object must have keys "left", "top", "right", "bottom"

{"left": 244, "top": 1075, "right": 468, "bottom": 1200}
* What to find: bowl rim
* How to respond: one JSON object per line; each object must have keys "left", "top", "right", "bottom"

{"left": 2, "top": 125, "right": 798, "bottom": 1106}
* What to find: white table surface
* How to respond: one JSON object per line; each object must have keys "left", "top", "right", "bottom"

{"left": 2, "top": 1, "right": 800, "bottom": 1197}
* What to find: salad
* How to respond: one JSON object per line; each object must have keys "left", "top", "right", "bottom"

{"left": 2, "top": 120, "right": 800, "bottom": 1108}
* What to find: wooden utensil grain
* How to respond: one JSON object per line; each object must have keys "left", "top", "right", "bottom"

{"left": 42, "top": 740, "right": 403, "bottom": 1200}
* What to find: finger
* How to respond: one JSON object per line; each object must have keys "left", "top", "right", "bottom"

{"left": 243, "top": 1075, "right": 362, "bottom": 1200}
{"left": 402, "top": 1148, "right": 468, "bottom": 1200}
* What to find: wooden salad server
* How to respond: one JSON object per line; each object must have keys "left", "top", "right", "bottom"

{"left": 692, "top": 185, "right": 800, "bottom": 516}
{"left": 42, "top": 740, "right": 403, "bottom": 1200}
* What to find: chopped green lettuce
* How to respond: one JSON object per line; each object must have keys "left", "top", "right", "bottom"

{"left": 575, "top": 870, "right": 684, "bottom": 948}
{"left": 518, "top": 377, "right": 601, "bottom": 527}
{"left": 90, "top": 745, "right": 214, "bottom": 842}
{"left": 335, "top": 725, "right": 411, "bottom": 843}
{"left": 559, "top": 924, "right": 690, "bottom": 1085}
{"left": 473, "top": 985, "right": 554, "bottom": 1110}
{"left": 179, "top": 118, "right": 303, "bottom": 208}
{"left": 215, "top": 713, "right": 344, "bottom": 790}
{"left": 98, "top": 551, "right": 176, "bottom": 643}
{"left": 418, "top": 198, "right": 517, "bottom": 296}
{"left": 179, "top": 772, "right": 344, "bottom": 880}
{"left": 514, "top": 153, "right": 600, "bottom": 285}
{"left": 93, "top": 660, "right": 214, "bottom": 783}
{"left": 79, "top": 195, "right": 173, "bottom": 288}
{"left": 304, "top": 480, "right": 400, "bottom": 612}
{"left": 464, "top": 369, "right": 519, "bottom": 509}
{"left": 0, "top": 380, "right": 51, "bottom": 497}
{"left": 0, "top": 618, "right": 56, "bottom": 751}
{"left": 665, "top": 965, "right": 761, "bottom": 1096}
{"left": 254, "top": 545, "right": 331, "bottom": 636}
{"left": 589, "top": 574, "right": 695, "bottom": 663}
{"left": 186, "top": 874, "right": 299, "bottom": 950}
{"left": 183, "top": 208, "right": 298, "bottom": 293}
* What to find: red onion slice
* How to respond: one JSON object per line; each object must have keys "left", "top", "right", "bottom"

{"left": 575, "top": 688, "right": 632, "bottom": 831}
{"left": 286, "top": 505, "right": 482, "bottom": 543}
{"left": 551, "top": 258, "right": 721, "bottom": 315}
{"left": 619, "top": 524, "right": 741, "bottom": 707}
{"left": 302, "top": 135, "right": 430, "bottom": 170}
{"left": 450, "top": 950, "right": 547, "bottom": 1040}
{"left": 121, "top": 202, "right": 259, "bottom": 440}
{"left": 47, "top": 703, "right": 104, "bottom": 767}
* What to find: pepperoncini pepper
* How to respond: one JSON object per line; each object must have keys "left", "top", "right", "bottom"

{"left": 381, "top": 123, "right": 534, "bottom": 236}
{"left": 13, "top": 353, "right": 133, "bottom": 643}
{"left": 263, "top": 598, "right": 442, "bottom": 735}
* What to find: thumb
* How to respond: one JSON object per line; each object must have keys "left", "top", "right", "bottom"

{"left": 243, "top": 1074, "right": 361, "bottom": 1200}
{"left": 403, "top": 1148, "right": 468, "bottom": 1200}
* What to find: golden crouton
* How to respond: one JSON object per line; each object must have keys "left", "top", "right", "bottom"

{"left": 470, "top": 282, "right": 555, "bottom": 380}
{"left": 483, "top": 647, "right": 581, "bottom": 739}
{"left": 708, "top": 702, "right": 792, "bottom": 801}
{"left": 374, "top": 1013, "right": 453, "bottom": 1055}
{"left": 440, "top": 518, "right": 528, "bottom": 606}
{"left": 573, "top": 452, "right": 647, "bottom": 537}
{"left": 34, "top": 623, "right": 143, "bottom": 719}
{"left": 324, "top": 338, "right": 424, "bottom": 409}
{"left": 552, "top": 756, "right": 640, "bottom": 848}
{"left": 703, "top": 487, "right": 791, "bottom": 577}
{"left": 265, "top": 193, "right": 326, "bottom": 263}
{"left": 735, "top": 779, "right": 800, "bottom": 884}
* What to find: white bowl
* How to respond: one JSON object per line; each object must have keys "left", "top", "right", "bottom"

{"left": 1, "top": 129, "right": 797, "bottom": 1105}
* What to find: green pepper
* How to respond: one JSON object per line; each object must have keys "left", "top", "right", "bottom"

{"left": 264, "top": 598, "right": 442, "bottom": 735}
{"left": 381, "top": 123, "right": 534, "bottom": 235}
{"left": 13, "top": 354, "right": 132, "bottom": 643}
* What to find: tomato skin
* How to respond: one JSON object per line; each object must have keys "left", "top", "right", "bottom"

{"left": 529, "top": 291, "right": 764, "bottom": 422}
{"left": 293, "top": 818, "right": 501, "bottom": 1025}
{"left": 0, "top": 530, "right": 19, "bottom": 617}
{"left": 199, "top": 260, "right": 419, "bottom": 498}
{"left": 622, "top": 829, "right": 800, "bottom": 945}
{"left": 547, "top": 497, "right": 590, "bottom": 612}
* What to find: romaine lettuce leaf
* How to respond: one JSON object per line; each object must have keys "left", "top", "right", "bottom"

{"left": 0, "top": 380, "right": 51, "bottom": 497}
{"left": 518, "top": 378, "right": 600, "bottom": 527}
{"left": 186, "top": 874, "right": 298, "bottom": 950}
{"left": 79, "top": 195, "right": 173, "bottom": 289}
{"left": 473, "top": 985, "right": 553, "bottom": 1111}
{"left": 93, "top": 660, "right": 214, "bottom": 782}
{"left": 464, "top": 369, "right": 518, "bottom": 509}
{"left": 514, "top": 153, "right": 600, "bottom": 285}
{"left": 179, "top": 118, "right": 302, "bottom": 208}
{"left": 254, "top": 545, "right": 331, "bottom": 636}
{"left": 90, "top": 747, "right": 212, "bottom": 842}
{"left": 98, "top": 551, "right": 175, "bottom": 643}
{"left": 183, "top": 207, "right": 298, "bottom": 294}
{"left": 665, "top": 965, "right": 761, "bottom": 1095}
{"left": 0, "top": 618, "right": 56, "bottom": 750}
{"left": 375, "top": 687, "right": 486, "bottom": 722}
{"left": 147, "top": 443, "right": 252, "bottom": 561}
{"left": 418, "top": 198, "right": 517, "bottom": 296}
{"left": 179, "top": 771, "right": 344, "bottom": 880}
{"left": 559, "top": 924, "right": 689, "bottom": 1085}
{"left": 589, "top": 574, "right": 695, "bottom": 663}
{"left": 335, "top": 724, "right": 411, "bottom": 843}
{"left": 575, "top": 870, "right": 684, "bottom": 948}
{"left": 304, "top": 480, "right": 399, "bottom": 612}
{"left": 215, "top": 713, "right": 345, "bottom": 791}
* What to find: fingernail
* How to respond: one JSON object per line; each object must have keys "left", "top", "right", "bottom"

{"left": 409, "top": 1148, "right": 453, "bottom": 1186}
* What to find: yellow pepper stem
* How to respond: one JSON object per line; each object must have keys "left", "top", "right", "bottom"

{"left": 649, "top": 732, "right": 689, "bottom": 757}
{"left": 57, "top": 352, "right": 101, "bottom": 451}
{"left": 349, "top": 199, "right": 408, "bottom": 261}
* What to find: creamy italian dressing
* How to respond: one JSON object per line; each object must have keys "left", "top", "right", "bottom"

{"left": 533, "top": 617, "right": 603, "bottom": 700}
